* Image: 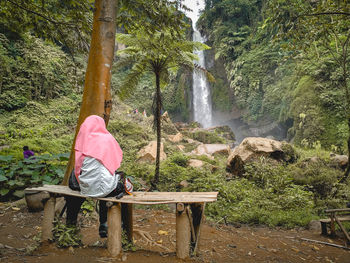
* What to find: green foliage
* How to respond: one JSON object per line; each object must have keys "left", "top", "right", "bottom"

{"left": 81, "top": 199, "right": 95, "bottom": 215}
{"left": 182, "top": 129, "right": 226, "bottom": 144}
{"left": 168, "top": 152, "right": 190, "bottom": 167}
{"left": 120, "top": 150, "right": 317, "bottom": 228}
{"left": 0, "top": 97, "right": 80, "bottom": 157}
{"left": 53, "top": 219, "right": 82, "bottom": 248}
{"left": 0, "top": 0, "right": 93, "bottom": 55}
{"left": 122, "top": 230, "right": 136, "bottom": 252}
{"left": 0, "top": 153, "right": 68, "bottom": 200}
{"left": 0, "top": 33, "right": 84, "bottom": 111}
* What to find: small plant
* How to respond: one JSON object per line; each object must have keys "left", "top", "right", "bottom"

{"left": 81, "top": 199, "right": 95, "bottom": 215}
{"left": 122, "top": 230, "right": 136, "bottom": 251}
{"left": 52, "top": 218, "right": 82, "bottom": 248}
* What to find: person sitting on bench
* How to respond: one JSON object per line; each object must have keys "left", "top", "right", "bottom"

{"left": 66, "top": 115, "right": 124, "bottom": 238}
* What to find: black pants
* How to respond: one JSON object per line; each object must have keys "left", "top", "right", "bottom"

{"left": 65, "top": 195, "right": 111, "bottom": 225}
{"left": 66, "top": 172, "right": 118, "bottom": 225}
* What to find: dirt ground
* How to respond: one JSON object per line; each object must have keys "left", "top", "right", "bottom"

{"left": 0, "top": 200, "right": 350, "bottom": 263}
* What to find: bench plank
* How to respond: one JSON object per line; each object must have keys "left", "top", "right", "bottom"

{"left": 25, "top": 185, "right": 218, "bottom": 204}
{"left": 319, "top": 216, "right": 350, "bottom": 223}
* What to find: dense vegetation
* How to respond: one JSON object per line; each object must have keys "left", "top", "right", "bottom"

{"left": 0, "top": 0, "right": 349, "bottom": 231}
{"left": 197, "top": 0, "right": 349, "bottom": 153}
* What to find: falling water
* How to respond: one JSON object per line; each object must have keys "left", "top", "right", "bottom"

{"left": 184, "top": 0, "right": 212, "bottom": 128}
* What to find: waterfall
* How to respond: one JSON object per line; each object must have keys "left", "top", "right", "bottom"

{"left": 184, "top": 0, "right": 212, "bottom": 128}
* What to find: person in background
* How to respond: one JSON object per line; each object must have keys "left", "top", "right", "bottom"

{"left": 23, "top": 146, "right": 35, "bottom": 159}
{"left": 66, "top": 115, "right": 124, "bottom": 238}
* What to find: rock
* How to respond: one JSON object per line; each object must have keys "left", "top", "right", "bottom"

{"left": 25, "top": 191, "right": 50, "bottom": 212}
{"left": 161, "top": 111, "right": 178, "bottom": 134}
{"left": 226, "top": 137, "right": 296, "bottom": 176}
{"left": 309, "top": 156, "right": 321, "bottom": 163}
{"left": 308, "top": 220, "right": 321, "bottom": 232}
{"left": 186, "top": 138, "right": 196, "bottom": 144}
{"left": 188, "top": 159, "right": 205, "bottom": 168}
{"left": 137, "top": 141, "right": 167, "bottom": 163}
{"left": 330, "top": 154, "right": 348, "bottom": 169}
{"left": 167, "top": 132, "right": 183, "bottom": 143}
{"left": 179, "top": 180, "right": 189, "bottom": 188}
{"left": 177, "top": 145, "right": 185, "bottom": 152}
{"left": 191, "top": 144, "right": 231, "bottom": 156}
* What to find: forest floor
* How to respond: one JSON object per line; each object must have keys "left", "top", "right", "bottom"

{"left": 0, "top": 201, "right": 350, "bottom": 263}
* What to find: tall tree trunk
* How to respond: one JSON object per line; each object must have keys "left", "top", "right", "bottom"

{"left": 152, "top": 71, "right": 161, "bottom": 189}
{"left": 62, "top": 0, "right": 118, "bottom": 185}
{"left": 340, "top": 59, "right": 350, "bottom": 183}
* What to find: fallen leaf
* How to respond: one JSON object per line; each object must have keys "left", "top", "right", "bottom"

{"left": 312, "top": 245, "right": 319, "bottom": 251}
{"left": 158, "top": 230, "right": 168, "bottom": 235}
{"left": 11, "top": 207, "right": 20, "bottom": 211}
{"left": 69, "top": 246, "right": 74, "bottom": 253}
{"left": 292, "top": 247, "right": 300, "bottom": 253}
{"left": 156, "top": 239, "right": 163, "bottom": 244}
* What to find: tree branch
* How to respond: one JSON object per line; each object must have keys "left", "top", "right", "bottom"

{"left": 7, "top": 0, "right": 76, "bottom": 27}
{"left": 300, "top": 12, "right": 350, "bottom": 18}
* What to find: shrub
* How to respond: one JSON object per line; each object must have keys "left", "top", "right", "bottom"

{"left": 0, "top": 153, "right": 68, "bottom": 200}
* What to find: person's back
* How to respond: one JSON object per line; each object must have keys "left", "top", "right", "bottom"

{"left": 66, "top": 115, "right": 124, "bottom": 238}
{"left": 23, "top": 146, "right": 34, "bottom": 159}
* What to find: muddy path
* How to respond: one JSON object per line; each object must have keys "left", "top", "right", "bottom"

{"left": 0, "top": 201, "right": 349, "bottom": 263}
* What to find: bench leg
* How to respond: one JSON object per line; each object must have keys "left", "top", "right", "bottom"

{"left": 176, "top": 203, "right": 191, "bottom": 259}
{"left": 321, "top": 222, "right": 328, "bottom": 236}
{"left": 42, "top": 196, "right": 56, "bottom": 242}
{"left": 121, "top": 203, "right": 133, "bottom": 243}
{"left": 190, "top": 203, "right": 205, "bottom": 255}
{"left": 107, "top": 203, "right": 122, "bottom": 257}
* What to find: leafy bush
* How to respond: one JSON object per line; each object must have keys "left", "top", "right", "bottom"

{"left": 0, "top": 153, "right": 68, "bottom": 200}
{"left": 182, "top": 130, "right": 226, "bottom": 144}
{"left": 52, "top": 219, "right": 82, "bottom": 248}
{"left": 0, "top": 33, "right": 84, "bottom": 110}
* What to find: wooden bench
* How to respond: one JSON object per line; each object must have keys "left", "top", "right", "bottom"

{"left": 24, "top": 185, "right": 218, "bottom": 259}
{"left": 320, "top": 208, "right": 350, "bottom": 242}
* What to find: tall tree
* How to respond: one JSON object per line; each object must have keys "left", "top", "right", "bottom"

{"left": 62, "top": 0, "right": 117, "bottom": 184}
{"left": 63, "top": 0, "right": 188, "bottom": 184}
{"left": 115, "top": 30, "right": 212, "bottom": 189}
{"left": 266, "top": 0, "right": 350, "bottom": 182}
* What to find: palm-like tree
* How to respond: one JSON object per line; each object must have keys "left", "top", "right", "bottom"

{"left": 115, "top": 30, "right": 213, "bottom": 189}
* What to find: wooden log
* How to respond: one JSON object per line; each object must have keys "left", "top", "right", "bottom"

{"left": 42, "top": 196, "right": 56, "bottom": 241}
{"left": 121, "top": 203, "right": 133, "bottom": 243}
{"left": 325, "top": 208, "right": 350, "bottom": 213}
{"left": 301, "top": 238, "right": 350, "bottom": 250}
{"left": 190, "top": 203, "right": 205, "bottom": 255}
{"left": 334, "top": 215, "right": 350, "bottom": 242}
{"left": 107, "top": 203, "right": 122, "bottom": 257}
{"left": 330, "top": 212, "right": 336, "bottom": 237}
{"left": 176, "top": 203, "right": 191, "bottom": 259}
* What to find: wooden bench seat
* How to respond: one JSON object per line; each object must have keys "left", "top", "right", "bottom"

{"left": 25, "top": 185, "right": 218, "bottom": 259}
{"left": 320, "top": 208, "right": 350, "bottom": 243}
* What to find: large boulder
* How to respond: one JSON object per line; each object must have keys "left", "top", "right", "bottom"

{"left": 188, "top": 159, "right": 205, "bottom": 168}
{"left": 137, "top": 141, "right": 167, "bottom": 163}
{"left": 168, "top": 132, "right": 183, "bottom": 143}
{"left": 226, "top": 137, "right": 296, "bottom": 176}
{"left": 191, "top": 144, "right": 231, "bottom": 156}
{"left": 330, "top": 154, "right": 348, "bottom": 170}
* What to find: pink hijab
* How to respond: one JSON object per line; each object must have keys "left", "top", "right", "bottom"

{"left": 74, "top": 115, "right": 123, "bottom": 178}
